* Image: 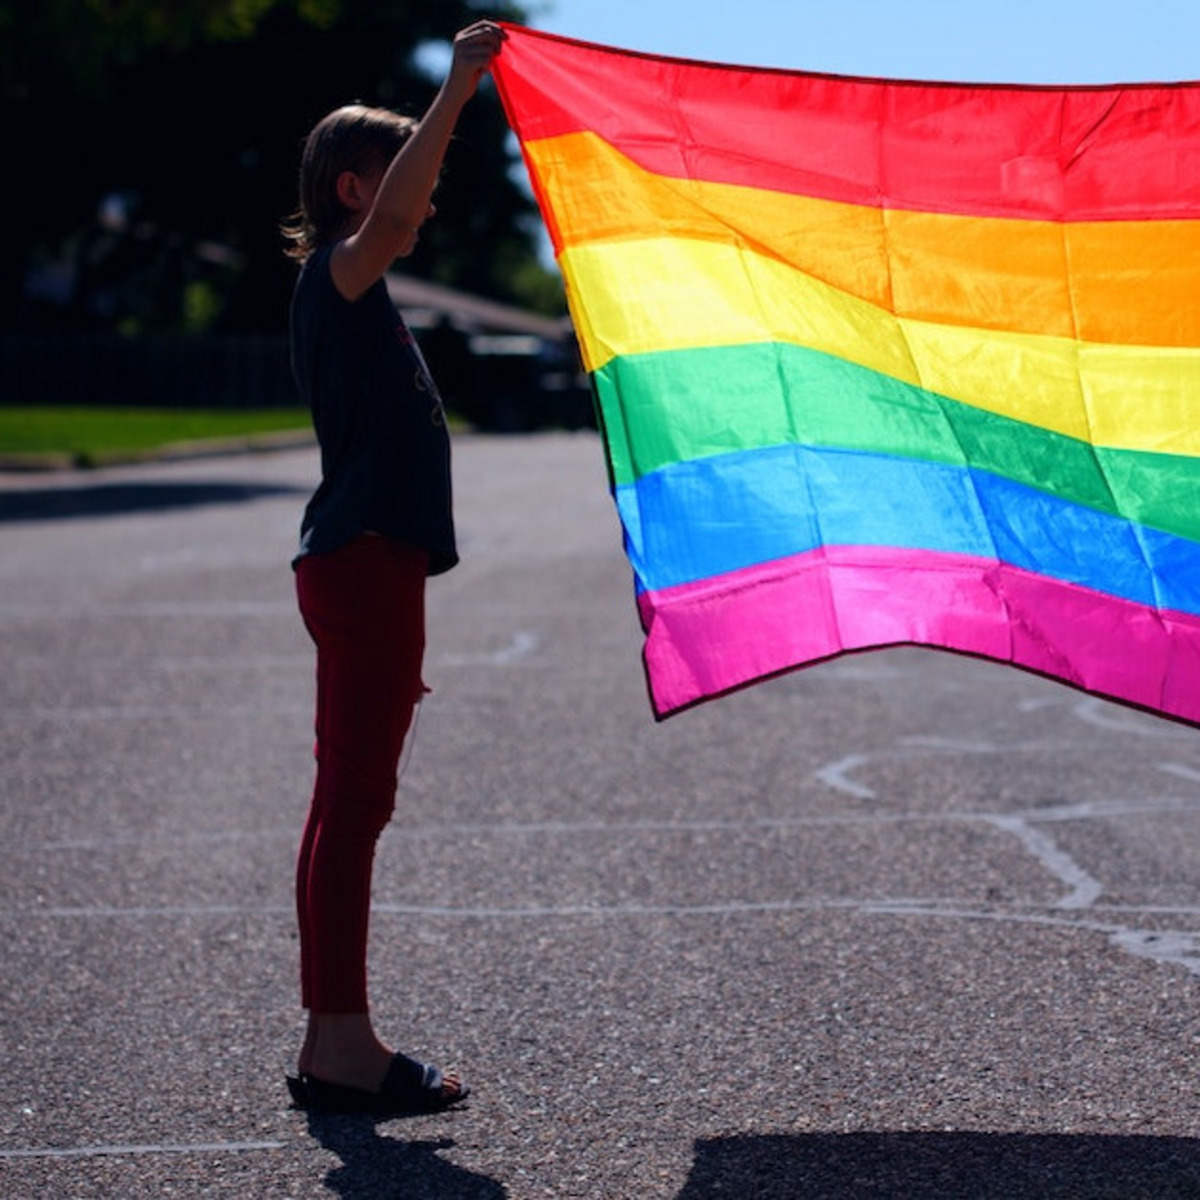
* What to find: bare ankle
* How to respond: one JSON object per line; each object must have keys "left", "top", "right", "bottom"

{"left": 305, "top": 1013, "right": 392, "bottom": 1088}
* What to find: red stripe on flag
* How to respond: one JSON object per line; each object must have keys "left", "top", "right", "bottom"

{"left": 495, "top": 23, "right": 1200, "bottom": 220}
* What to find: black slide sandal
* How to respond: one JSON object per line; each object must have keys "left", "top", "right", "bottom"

{"left": 294, "top": 1052, "right": 469, "bottom": 1115}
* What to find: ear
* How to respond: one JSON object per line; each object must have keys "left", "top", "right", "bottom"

{"left": 335, "top": 169, "right": 366, "bottom": 212}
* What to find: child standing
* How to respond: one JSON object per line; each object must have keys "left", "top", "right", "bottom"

{"left": 282, "top": 20, "right": 504, "bottom": 1115}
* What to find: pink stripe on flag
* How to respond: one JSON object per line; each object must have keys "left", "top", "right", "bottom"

{"left": 637, "top": 546, "right": 1200, "bottom": 720}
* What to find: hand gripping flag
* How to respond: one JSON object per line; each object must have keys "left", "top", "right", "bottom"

{"left": 492, "top": 24, "right": 1200, "bottom": 721}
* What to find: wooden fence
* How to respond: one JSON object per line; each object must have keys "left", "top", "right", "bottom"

{"left": 0, "top": 333, "right": 297, "bottom": 409}
{"left": 0, "top": 331, "right": 596, "bottom": 431}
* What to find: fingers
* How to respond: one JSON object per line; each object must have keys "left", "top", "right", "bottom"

{"left": 444, "top": 20, "right": 505, "bottom": 96}
{"left": 454, "top": 20, "right": 506, "bottom": 58}
{"left": 459, "top": 19, "right": 506, "bottom": 39}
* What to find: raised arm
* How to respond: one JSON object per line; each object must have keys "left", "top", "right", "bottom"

{"left": 330, "top": 21, "right": 505, "bottom": 301}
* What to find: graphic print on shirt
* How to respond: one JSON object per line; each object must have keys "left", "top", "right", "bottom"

{"left": 397, "top": 320, "right": 447, "bottom": 427}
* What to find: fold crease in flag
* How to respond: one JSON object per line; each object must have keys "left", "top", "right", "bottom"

{"left": 492, "top": 24, "right": 1200, "bottom": 722}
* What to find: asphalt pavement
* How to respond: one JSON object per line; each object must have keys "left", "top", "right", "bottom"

{"left": 3, "top": 433, "right": 1200, "bottom": 1198}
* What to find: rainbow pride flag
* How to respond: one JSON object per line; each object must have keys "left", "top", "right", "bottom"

{"left": 492, "top": 25, "right": 1200, "bottom": 720}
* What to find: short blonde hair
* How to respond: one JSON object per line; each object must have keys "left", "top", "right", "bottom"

{"left": 281, "top": 104, "right": 416, "bottom": 262}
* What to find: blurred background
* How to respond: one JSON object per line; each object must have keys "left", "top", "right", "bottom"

{"left": 0, "top": 0, "right": 593, "bottom": 437}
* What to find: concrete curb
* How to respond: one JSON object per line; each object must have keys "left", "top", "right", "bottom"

{"left": 0, "top": 428, "right": 316, "bottom": 473}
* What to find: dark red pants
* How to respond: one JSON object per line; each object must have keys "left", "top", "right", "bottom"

{"left": 294, "top": 535, "right": 429, "bottom": 1013}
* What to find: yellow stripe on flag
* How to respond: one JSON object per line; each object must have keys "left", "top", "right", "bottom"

{"left": 561, "top": 236, "right": 1200, "bottom": 455}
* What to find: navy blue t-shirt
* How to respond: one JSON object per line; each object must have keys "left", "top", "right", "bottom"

{"left": 290, "top": 245, "right": 458, "bottom": 575}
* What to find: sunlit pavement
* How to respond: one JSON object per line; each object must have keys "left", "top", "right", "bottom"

{"left": 3, "top": 433, "right": 1200, "bottom": 1197}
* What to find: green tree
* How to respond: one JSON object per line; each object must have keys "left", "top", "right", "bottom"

{"left": 0, "top": 0, "right": 559, "bottom": 334}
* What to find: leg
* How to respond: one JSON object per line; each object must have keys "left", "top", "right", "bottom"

{"left": 294, "top": 536, "right": 450, "bottom": 1091}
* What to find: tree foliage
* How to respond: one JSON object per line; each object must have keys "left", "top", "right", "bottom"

{"left": 1, "top": 0, "right": 558, "bottom": 334}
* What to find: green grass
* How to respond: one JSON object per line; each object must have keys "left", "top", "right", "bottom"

{"left": 0, "top": 406, "right": 312, "bottom": 467}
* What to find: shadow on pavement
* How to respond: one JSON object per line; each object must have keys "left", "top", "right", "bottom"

{"left": 306, "top": 1112, "right": 505, "bottom": 1199}
{"left": 678, "top": 1130, "right": 1200, "bottom": 1198}
{"left": 0, "top": 480, "right": 307, "bottom": 523}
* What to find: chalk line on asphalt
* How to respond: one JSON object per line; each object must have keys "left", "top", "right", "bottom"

{"left": 0, "top": 1140, "right": 285, "bottom": 1160}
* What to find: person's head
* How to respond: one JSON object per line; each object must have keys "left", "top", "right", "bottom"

{"left": 282, "top": 104, "right": 417, "bottom": 262}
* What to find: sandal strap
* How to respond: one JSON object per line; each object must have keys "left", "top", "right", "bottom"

{"left": 384, "top": 1052, "right": 445, "bottom": 1099}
